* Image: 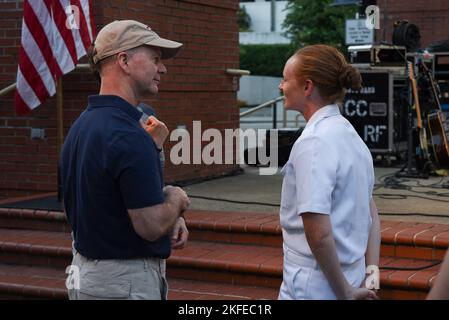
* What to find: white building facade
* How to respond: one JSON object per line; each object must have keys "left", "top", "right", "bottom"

{"left": 238, "top": 0, "right": 305, "bottom": 131}
{"left": 239, "top": 0, "right": 290, "bottom": 45}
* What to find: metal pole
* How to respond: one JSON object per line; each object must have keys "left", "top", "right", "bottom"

{"left": 270, "top": 0, "right": 276, "bottom": 32}
{"left": 56, "top": 78, "right": 63, "bottom": 202}
{"left": 0, "top": 83, "right": 16, "bottom": 97}
{"left": 283, "top": 101, "right": 287, "bottom": 128}
{"left": 0, "top": 64, "right": 89, "bottom": 99}
{"left": 56, "top": 78, "right": 64, "bottom": 156}
{"left": 272, "top": 102, "right": 277, "bottom": 129}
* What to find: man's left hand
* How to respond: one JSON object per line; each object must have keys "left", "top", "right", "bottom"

{"left": 141, "top": 116, "right": 169, "bottom": 149}
{"left": 171, "top": 217, "right": 189, "bottom": 249}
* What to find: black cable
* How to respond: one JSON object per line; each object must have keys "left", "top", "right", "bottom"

{"left": 375, "top": 194, "right": 408, "bottom": 200}
{"left": 374, "top": 192, "right": 449, "bottom": 203}
{"left": 188, "top": 196, "right": 449, "bottom": 219}
{"left": 379, "top": 212, "right": 449, "bottom": 218}
{"left": 374, "top": 171, "right": 449, "bottom": 202}
{"left": 189, "top": 193, "right": 447, "bottom": 273}
{"left": 380, "top": 261, "right": 442, "bottom": 271}
{"left": 377, "top": 171, "right": 398, "bottom": 184}
{"left": 415, "top": 176, "right": 445, "bottom": 188}
{"left": 395, "top": 171, "right": 449, "bottom": 188}
{"left": 383, "top": 175, "right": 449, "bottom": 189}
{"left": 187, "top": 194, "right": 279, "bottom": 207}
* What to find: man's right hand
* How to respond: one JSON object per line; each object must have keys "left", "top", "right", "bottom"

{"left": 128, "top": 186, "right": 190, "bottom": 242}
{"left": 163, "top": 185, "right": 190, "bottom": 214}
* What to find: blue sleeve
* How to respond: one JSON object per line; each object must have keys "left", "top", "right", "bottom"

{"left": 108, "top": 132, "right": 164, "bottom": 209}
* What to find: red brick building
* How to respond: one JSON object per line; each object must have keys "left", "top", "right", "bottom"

{"left": 376, "top": 0, "right": 449, "bottom": 48}
{"left": 0, "top": 0, "right": 240, "bottom": 199}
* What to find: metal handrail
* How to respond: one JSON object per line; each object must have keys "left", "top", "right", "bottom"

{"left": 226, "top": 68, "right": 251, "bottom": 76}
{"left": 239, "top": 96, "right": 284, "bottom": 117}
{"left": 0, "top": 83, "right": 16, "bottom": 97}
{"left": 0, "top": 63, "right": 90, "bottom": 98}
{"left": 240, "top": 96, "right": 284, "bottom": 129}
{"left": 295, "top": 114, "right": 303, "bottom": 127}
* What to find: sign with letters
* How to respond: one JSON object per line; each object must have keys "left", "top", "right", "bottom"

{"left": 345, "top": 19, "right": 374, "bottom": 45}
{"left": 342, "top": 70, "right": 393, "bottom": 153}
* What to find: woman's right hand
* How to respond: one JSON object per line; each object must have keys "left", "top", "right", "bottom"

{"left": 346, "top": 286, "right": 379, "bottom": 300}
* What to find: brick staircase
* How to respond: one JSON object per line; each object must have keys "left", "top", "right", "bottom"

{"left": 0, "top": 206, "right": 448, "bottom": 300}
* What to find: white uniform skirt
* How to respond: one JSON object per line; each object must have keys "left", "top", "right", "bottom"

{"left": 278, "top": 244, "right": 366, "bottom": 300}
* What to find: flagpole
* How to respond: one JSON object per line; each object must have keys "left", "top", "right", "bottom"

{"left": 56, "top": 77, "right": 63, "bottom": 202}
{"left": 56, "top": 78, "right": 64, "bottom": 156}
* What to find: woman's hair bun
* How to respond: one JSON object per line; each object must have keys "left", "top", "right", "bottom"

{"left": 338, "top": 65, "right": 362, "bottom": 90}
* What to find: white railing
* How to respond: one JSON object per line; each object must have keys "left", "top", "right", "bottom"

{"left": 240, "top": 96, "right": 285, "bottom": 128}
{"left": 0, "top": 64, "right": 91, "bottom": 98}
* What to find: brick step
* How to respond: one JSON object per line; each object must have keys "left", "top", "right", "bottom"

{"left": 0, "top": 263, "right": 278, "bottom": 300}
{"left": 186, "top": 210, "right": 281, "bottom": 247}
{"left": 0, "top": 251, "right": 439, "bottom": 300}
{"left": 378, "top": 256, "right": 441, "bottom": 300}
{"left": 0, "top": 264, "right": 67, "bottom": 299}
{"left": 0, "top": 229, "right": 72, "bottom": 268}
{"left": 168, "top": 241, "right": 282, "bottom": 288}
{"left": 0, "top": 228, "right": 283, "bottom": 288}
{"left": 188, "top": 212, "right": 449, "bottom": 261}
{"left": 0, "top": 208, "right": 281, "bottom": 247}
{"left": 171, "top": 242, "right": 443, "bottom": 298}
{"left": 0, "top": 208, "right": 282, "bottom": 246}
{"left": 0, "top": 227, "right": 442, "bottom": 299}
{"left": 168, "top": 279, "right": 279, "bottom": 300}
{"left": 0, "top": 208, "right": 69, "bottom": 233}
{"left": 380, "top": 220, "right": 449, "bottom": 260}
{"left": 0, "top": 208, "right": 447, "bottom": 300}
{"left": 2, "top": 208, "right": 448, "bottom": 261}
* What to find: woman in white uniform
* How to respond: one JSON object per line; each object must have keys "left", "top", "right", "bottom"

{"left": 278, "top": 44, "right": 380, "bottom": 300}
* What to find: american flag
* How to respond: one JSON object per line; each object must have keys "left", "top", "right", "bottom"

{"left": 15, "top": 0, "right": 96, "bottom": 115}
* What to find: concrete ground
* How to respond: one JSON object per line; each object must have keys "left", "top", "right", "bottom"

{"left": 185, "top": 165, "right": 449, "bottom": 225}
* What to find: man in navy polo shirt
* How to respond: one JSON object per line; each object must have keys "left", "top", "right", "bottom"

{"left": 60, "top": 20, "right": 190, "bottom": 300}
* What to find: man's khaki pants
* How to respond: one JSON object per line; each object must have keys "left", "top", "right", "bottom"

{"left": 67, "top": 251, "right": 168, "bottom": 300}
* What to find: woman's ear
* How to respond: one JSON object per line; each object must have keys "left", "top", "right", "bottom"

{"left": 304, "top": 79, "right": 314, "bottom": 96}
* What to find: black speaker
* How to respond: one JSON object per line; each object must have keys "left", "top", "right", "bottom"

{"left": 392, "top": 20, "right": 421, "bottom": 52}
{"left": 244, "top": 128, "right": 303, "bottom": 167}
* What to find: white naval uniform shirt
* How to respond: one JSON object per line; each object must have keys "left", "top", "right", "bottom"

{"left": 280, "top": 104, "right": 374, "bottom": 265}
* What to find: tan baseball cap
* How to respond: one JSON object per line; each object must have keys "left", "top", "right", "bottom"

{"left": 92, "top": 20, "right": 183, "bottom": 64}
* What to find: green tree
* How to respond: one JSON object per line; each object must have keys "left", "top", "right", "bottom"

{"left": 237, "top": 6, "right": 252, "bottom": 32}
{"left": 283, "top": 0, "right": 358, "bottom": 51}
{"left": 240, "top": 44, "right": 295, "bottom": 77}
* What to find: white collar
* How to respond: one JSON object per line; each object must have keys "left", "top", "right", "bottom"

{"left": 305, "top": 104, "right": 341, "bottom": 128}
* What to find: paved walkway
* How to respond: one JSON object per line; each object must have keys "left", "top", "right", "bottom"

{"left": 185, "top": 165, "right": 449, "bottom": 225}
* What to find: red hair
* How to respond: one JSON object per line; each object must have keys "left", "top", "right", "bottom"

{"left": 293, "top": 44, "right": 362, "bottom": 102}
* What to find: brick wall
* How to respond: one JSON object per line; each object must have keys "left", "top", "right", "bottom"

{"left": 0, "top": 0, "right": 240, "bottom": 199}
{"left": 376, "top": 0, "right": 449, "bottom": 48}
